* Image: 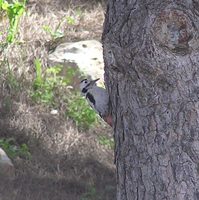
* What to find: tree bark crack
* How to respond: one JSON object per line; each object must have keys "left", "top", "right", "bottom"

{"left": 103, "top": 0, "right": 199, "bottom": 199}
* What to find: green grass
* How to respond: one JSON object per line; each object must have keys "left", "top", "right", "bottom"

{"left": 0, "top": 137, "right": 31, "bottom": 159}
{"left": 0, "top": 0, "right": 26, "bottom": 43}
{"left": 43, "top": 25, "right": 64, "bottom": 40}
{"left": 0, "top": 58, "right": 22, "bottom": 96}
{"left": 67, "top": 93, "right": 98, "bottom": 130}
{"left": 43, "top": 11, "right": 80, "bottom": 39}
{"left": 81, "top": 186, "right": 98, "bottom": 200}
{"left": 31, "top": 59, "right": 67, "bottom": 105}
{"left": 98, "top": 135, "right": 114, "bottom": 149}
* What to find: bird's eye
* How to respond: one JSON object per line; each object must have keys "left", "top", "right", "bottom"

{"left": 85, "top": 81, "right": 87, "bottom": 83}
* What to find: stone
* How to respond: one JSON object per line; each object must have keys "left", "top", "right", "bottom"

{"left": 0, "top": 148, "right": 15, "bottom": 179}
{"left": 50, "top": 109, "right": 58, "bottom": 115}
{"left": 48, "top": 40, "right": 104, "bottom": 84}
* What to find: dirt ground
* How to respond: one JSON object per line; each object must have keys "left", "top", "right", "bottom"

{"left": 0, "top": 108, "right": 115, "bottom": 200}
{"left": 0, "top": 0, "right": 116, "bottom": 200}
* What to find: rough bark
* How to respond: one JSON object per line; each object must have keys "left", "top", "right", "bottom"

{"left": 102, "top": 0, "right": 199, "bottom": 199}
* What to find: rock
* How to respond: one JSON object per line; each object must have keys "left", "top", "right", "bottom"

{"left": 48, "top": 40, "right": 104, "bottom": 84}
{"left": 50, "top": 109, "right": 58, "bottom": 115}
{"left": 0, "top": 148, "right": 15, "bottom": 179}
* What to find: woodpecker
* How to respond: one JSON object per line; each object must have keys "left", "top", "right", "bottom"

{"left": 80, "top": 78, "right": 112, "bottom": 127}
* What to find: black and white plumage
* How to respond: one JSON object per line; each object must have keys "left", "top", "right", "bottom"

{"left": 80, "top": 78, "right": 109, "bottom": 118}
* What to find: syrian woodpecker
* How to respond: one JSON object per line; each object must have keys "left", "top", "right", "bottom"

{"left": 80, "top": 78, "right": 112, "bottom": 127}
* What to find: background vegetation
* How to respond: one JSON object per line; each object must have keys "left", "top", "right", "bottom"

{"left": 0, "top": 0, "right": 115, "bottom": 200}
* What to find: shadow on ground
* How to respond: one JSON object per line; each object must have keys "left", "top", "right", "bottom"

{"left": 0, "top": 106, "right": 116, "bottom": 200}
{"left": 1, "top": 157, "right": 115, "bottom": 200}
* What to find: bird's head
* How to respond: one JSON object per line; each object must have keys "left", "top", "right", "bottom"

{"left": 80, "top": 78, "right": 100, "bottom": 94}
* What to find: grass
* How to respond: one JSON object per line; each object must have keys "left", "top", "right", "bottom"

{"left": 43, "top": 10, "right": 81, "bottom": 39}
{"left": 67, "top": 93, "right": 99, "bottom": 130}
{"left": 81, "top": 186, "right": 98, "bottom": 200}
{"left": 0, "top": 1, "right": 115, "bottom": 200}
{"left": 0, "top": 137, "right": 31, "bottom": 159}
{"left": 31, "top": 59, "right": 64, "bottom": 105}
{"left": 0, "top": 0, "right": 26, "bottom": 43}
{"left": 98, "top": 135, "right": 114, "bottom": 150}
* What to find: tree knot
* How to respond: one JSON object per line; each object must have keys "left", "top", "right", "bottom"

{"left": 152, "top": 9, "right": 197, "bottom": 55}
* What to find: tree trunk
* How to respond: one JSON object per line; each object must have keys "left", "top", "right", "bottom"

{"left": 102, "top": 0, "right": 199, "bottom": 199}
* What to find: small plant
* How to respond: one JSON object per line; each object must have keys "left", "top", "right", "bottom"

{"left": 0, "top": 0, "right": 26, "bottom": 43}
{"left": 98, "top": 135, "right": 114, "bottom": 150}
{"left": 67, "top": 93, "right": 98, "bottom": 130}
{"left": 81, "top": 186, "right": 98, "bottom": 200}
{"left": 62, "top": 66, "right": 78, "bottom": 85}
{"left": 0, "top": 138, "right": 31, "bottom": 159}
{"left": 43, "top": 25, "right": 64, "bottom": 40}
{"left": 33, "top": 58, "right": 43, "bottom": 89}
{"left": 0, "top": 58, "right": 20, "bottom": 93}
{"left": 32, "top": 59, "right": 67, "bottom": 105}
{"left": 66, "top": 15, "right": 75, "bottom": 25}
{"left": 43, "top": 12, "right": 78, "bottom": 39}
{"left": 6, "top": 60, "right": 20, "bottom": 90}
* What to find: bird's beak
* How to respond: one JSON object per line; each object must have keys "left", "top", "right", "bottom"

{"left": 90, "top": 78, "right": 100, "bottom": 86}
{"left": 93, "top": 78, "right": 100, "bottom": 83}
{"left": 84, "top": 78, "right": 100, "bottom": 89}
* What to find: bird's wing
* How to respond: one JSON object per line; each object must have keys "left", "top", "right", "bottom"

{"left": 91, "top": 87, "right": 109, "bottom": 116}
